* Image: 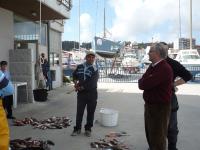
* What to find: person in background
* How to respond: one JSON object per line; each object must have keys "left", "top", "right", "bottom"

{"left": 160, "top": 42, "right": 192, "bottom": 150}
{"left": 0, "top": 70, "right": 14, "bottom": 150}
{"left": 42, "top": 59, "right": 50, "bottom": 88}
{"left": 138, "top": 43, "right": 173, "bottom": 150}
{"left": 0, "top": 61, "right": 15, "bottom": 119}
{"left": 40, "top": 53, "right": 45, "bottom": 64}
{"left": 40, "top": 53, "right": 50, "bottom": 89}
{"left": 71, "top": 51, "right": 99, "bottom": 137}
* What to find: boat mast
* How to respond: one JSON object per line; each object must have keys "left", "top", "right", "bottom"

{"left": 189, "top": 0, "right": 192, "bottom": 50}
{"left": 79, "top": 0, "right": 81, "bottom": 50}
{"left": 178, "top": 0, "right": 183, "bottom": 50}
{"left": 179, "top": 0, "right": 182, "bottom": 39}
{"left": 103, "top": 0, "right": 106, "bottom": 38}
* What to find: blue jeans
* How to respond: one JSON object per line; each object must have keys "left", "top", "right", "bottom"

{"left": 167, "top": 111, "right": 179, "bottom": 150}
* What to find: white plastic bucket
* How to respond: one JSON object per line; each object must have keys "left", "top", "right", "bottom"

{"left": 99, "top": 108, "right": 118, "bottom": 127}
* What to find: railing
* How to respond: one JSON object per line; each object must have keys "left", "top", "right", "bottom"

{"left": 98, "top": 65, "right": 200, "bottom": 83}
{"left": 98, "top": 66, "right": 146, "bottom": 83}
{"left": 57, "top": 0, "right": 72, "bottom": 11}
{"left": 183, "top": 65, "right": 200, "bottom": 81}
{"left": 63, "top": 64, "right": 200, "bottom": 83}
{"left": 54, "top": 20, "right": 65, "bottom": 26}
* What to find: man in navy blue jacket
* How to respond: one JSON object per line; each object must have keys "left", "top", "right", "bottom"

{"left": 71, "top": 51, "right": 99, "bottom": 137}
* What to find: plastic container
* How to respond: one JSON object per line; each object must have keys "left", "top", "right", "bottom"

{"left": 99, "top": 108, "right": 118, "bottom": 127}
{"left": 33, "top": 89, "right": 48, "bottom": 102}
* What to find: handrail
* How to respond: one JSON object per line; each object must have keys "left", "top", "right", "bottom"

{"left": 57, "top": 0, "right": 72, "bottom": 11}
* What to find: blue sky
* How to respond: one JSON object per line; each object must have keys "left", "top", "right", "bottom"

{"left": 62, "top": 0, "right": 200, "bottom": 44}
{"left": 62, "top": 0, "right": 115, "bottom": 42}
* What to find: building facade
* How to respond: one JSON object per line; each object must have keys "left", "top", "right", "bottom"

{"left": 174, "top": 37, "right": 196, "bottom": 50}
{"left": 0, "top": 0, "right": 72, "bottom": 102}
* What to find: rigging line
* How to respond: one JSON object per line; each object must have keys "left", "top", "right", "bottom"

{"left": 39, "top": 0, "right": 41, "bottom": 44}
{"left": 94, "top": 0, "right": 99, "bottom": 37}
{"left": 73, "top": 0, "right": 78, "bottom": 49}
{"left": 103, "top": 0, "right": 106, "bottom": 38}
{"left": 189, "top": 0, "right": 192, "bottom": 50}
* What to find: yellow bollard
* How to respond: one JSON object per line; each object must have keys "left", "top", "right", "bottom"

{"left": 0, "top": 99, "right": 9, "bottom": 150}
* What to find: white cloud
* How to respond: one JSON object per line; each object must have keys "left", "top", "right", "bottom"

{"left": 63, "top": 0, "right": 200, "bottom": 43}
{"left": 80, "top": 13, "right": 93, "bottom": 42}
{"left": 108, "top": 0, "right": 200, "bottom": 43}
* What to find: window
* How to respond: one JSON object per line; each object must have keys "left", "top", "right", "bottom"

{"left": 50, "top": 52, "right": 60, "bottom": 66}
{"left": 14, "top": 15, "right": 47, "bottom": 46}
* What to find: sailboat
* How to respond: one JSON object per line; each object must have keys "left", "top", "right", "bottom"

{"left": 93, "top": 0, "right": 122, "bottom": 58}
{"left": 94, "top": 36, "right": 122, "bottom": 58}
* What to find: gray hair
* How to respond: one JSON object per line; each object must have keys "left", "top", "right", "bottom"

{"left": 159, "top": 42, "right": 169, "bottom": 55}
{"left": 151, "top": 43, "right": 168, "bottom": 59}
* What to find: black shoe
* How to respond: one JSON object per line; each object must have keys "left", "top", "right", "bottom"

{"left": 71, "top": 129, "right": 81, "bottom": 136}
{"left": 7, "top": 116, "right": 16, "bottom": 119}
{"left": 168, "top": 147, "right": 178, "bottom": 150}
{"left": 84, "top": 130, "right": 91, "bottom": 137}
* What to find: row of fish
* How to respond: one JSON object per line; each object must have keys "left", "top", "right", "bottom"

{"left": 90, "top": 132, "right": 130, "bottom": 150}
{"left": 10, "top": 137, "right": 54, "bottom": 150}
{"left": 90, "top": 138, "right": 129, "bottom": 150}
{"left": 13, "top": 116, "right": 72, "bottom": 130}
{"left": 12, "top": 116, "right": 130, "bottom": 149}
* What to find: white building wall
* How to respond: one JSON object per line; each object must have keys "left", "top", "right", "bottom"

{"left": 38, "top": 45, "right": 48, "bottom": 57}
{"left": 41, "top": 0, "right": 70, "bottom": 18}
{"left": 50, "top": 29, "right": 62, "bottom": 88}
{"left": 0, "top": 5, "right": 67, "bottom": 90}
{"left": 50, "top": 21, "right": 64, "bottom": 33}
{"left": 174, "top": 39, "right": 179, "bottom": 50}
{"left": 0, "top": 7, "right": 14, "bottom": 63}
{"left": 51, "top": 66, "right": 62, "bottom": 88}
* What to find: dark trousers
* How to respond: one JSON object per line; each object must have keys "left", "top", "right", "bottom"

{"left": 75, "top": 92, "right": 97, "bottom": 131}
{"left": 167, "top": 111, "right": 178, "bottom": 150}
{"left": 145, "top": 103, "right": 171, "bottom": 150}
{"left": 2, "top": 95, "right": 13, "bottom": 117}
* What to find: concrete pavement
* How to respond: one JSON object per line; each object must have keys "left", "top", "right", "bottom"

{"left": 9, "top": 83, "right": 200, "bottom": 150}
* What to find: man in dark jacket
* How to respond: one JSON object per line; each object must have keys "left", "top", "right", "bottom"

{"left": 160, "top": 42, "right": 192, "bottom": 150}
{"left": 139, "top": 43, "right": 173, "bottom": 150}
{"left": 71, "top": 51, "right": 99, "bottom": 137}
